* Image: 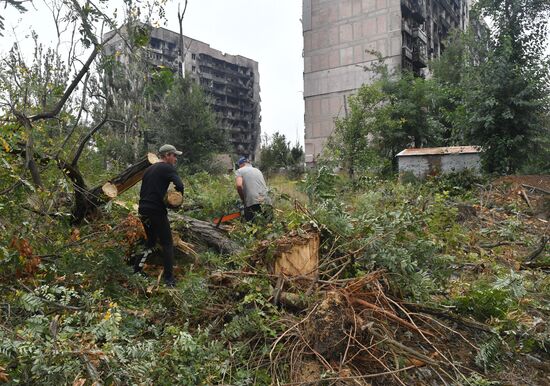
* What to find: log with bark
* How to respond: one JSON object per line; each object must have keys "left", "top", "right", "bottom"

{"left": 68, "top": 153, "right": 159, "bottom": 223}
{"left": 88, "top": 153, "right": 159, "bottom": 201}
{"left": 170, "top": 213, "right": 242, "bottom": 255}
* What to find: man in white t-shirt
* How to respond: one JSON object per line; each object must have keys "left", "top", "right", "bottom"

{"left": 235, "top": 157, "right": 272, "bottom": 222}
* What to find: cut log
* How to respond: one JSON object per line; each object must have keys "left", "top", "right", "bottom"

{"left": 102, "top": 182, "right": 118, "bottom": 199}
{"left": 111, "top": 153, "right": 159, "bottom": 195}
{"left": 89, "top": 153, "right": 159, "bottom": 199}
{"left": 170, "top": 213, "right": 242, "bottom": 255}
{"left": 165, "top": 190, "right": 183, "bottom": 209}
{"left": 67, "top": 153, "right": 159, "bottom": 223}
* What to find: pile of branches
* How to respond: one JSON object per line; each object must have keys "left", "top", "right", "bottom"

{"left": 269, "top": 271, "right": 478, "bottom": 385}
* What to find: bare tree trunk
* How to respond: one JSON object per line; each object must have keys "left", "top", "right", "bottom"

{"left": 13, "top": 112, "right": 44, "bottom": 188}
{"left": 177, "top": 1, "right": 188, "bottom": 78}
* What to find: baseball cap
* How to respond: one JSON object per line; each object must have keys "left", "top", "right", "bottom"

{"left": 237, "top": 156, "right": 249, "bottom": 166}
{"left": 159, "top": 144, "right": 182, "bottom": 155}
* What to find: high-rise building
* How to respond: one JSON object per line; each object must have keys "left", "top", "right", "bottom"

{"left": 103, "top": 26, "right": 261, "bottom": 159}
{"left": 303, "top": 0, "right": 470, "bottom": 164}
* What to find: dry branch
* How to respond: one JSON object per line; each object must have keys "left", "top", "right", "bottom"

{"left": 524, "top": 236, "right": 548, "bottom": 262}
{"left": 522, "top": 184, "right": 550, "bottom": 195}
{"left": 402, "top": 303, "right": 493, "bottom": 333}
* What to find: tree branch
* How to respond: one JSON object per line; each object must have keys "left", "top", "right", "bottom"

{"left": 56, "top": 72, "right": 90, "bottom": 159}
{"left": 28, "top": 44, "right": 100, "bottom": 122}
{"left": 71, "top": 113, "right": 108, "bottom": 167}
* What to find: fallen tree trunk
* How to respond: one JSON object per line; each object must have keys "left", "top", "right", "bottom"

{"left": 88, "top": 153, "right": 159, "bottom": 201}
{"left": 69, "top": 153, "right": 159, "bottom": 223}
{"left": 170, "top": 213, "right": 242, "bottom": 255}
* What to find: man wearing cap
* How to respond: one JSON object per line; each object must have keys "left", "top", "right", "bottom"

{"left": 235, "top": 157, "right": 272, "bottom": 222}
{"left": 134, "top": 144, "right": 184, "bottom": 287}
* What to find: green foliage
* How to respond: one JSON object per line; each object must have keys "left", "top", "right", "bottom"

{"left": 326, "top": 79, "right": 393, "bottom": 177}
{"left": 258, "top": 132, "right": 304, "bottom": 177}
{"left": 475, "top": 336, "right": 506, "bottom": 372}
{"left": 301, "top": 165, "right": 338, "bottom": 203}
{"left": 453, "top": 273, "right": 527, "bottom": 322}
{"left": 431, "top": 0, "right": 550, "bottom": 174}
{"left": 151, "top": 77, "right": 228, "bottom": 173}
{"left": 185, "top": 172, "right": 237, "bottom": 221}
{"left": 425, "top": 169, "right": 484, "bottom": 197}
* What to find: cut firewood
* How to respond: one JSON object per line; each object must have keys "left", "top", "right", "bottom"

{"left": 165, "top": 190, "right": 183, "bottom": 209}
{"left": 102, "top": 182, "right": 118, "bottom": 199}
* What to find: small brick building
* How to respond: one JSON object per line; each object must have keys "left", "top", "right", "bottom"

{"left": 396, "top": 146, "right": 481, "bottom": 179}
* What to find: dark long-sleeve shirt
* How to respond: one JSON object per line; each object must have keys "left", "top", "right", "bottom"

{"left": 138, "top": 162, "right": 184, "bottom": 215}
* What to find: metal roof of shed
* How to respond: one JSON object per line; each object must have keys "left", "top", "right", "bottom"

{"left": 396, "top": 146, "right": 481, "bottom": 157}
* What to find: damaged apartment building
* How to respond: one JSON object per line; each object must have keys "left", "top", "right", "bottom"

{"left": 303, "top": 0, "right": 472, "bottom": 164}
{"left": 103, "top": 26, "right": 261, "bottom": 160}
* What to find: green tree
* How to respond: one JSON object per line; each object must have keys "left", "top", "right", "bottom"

{"left": 468, "top": 0, "right": 549, "bottom": 173}
{"left": 151, "top": 77, "right": 228, "bottom": 173}
{"left": 327, "top": 69, "right": 446, "bottom": 177}
{"left": 326, "top": 81, "right": 390, "bottom": 178}
{"left": 259, "top": 132, "right": 304, "bottom": 176}
{"left": 431, "top": 0, "right": 550, "bottom": 174}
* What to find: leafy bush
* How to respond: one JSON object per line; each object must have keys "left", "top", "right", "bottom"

{"left": 453, "top": 281, "right": 516, "bottom": 322}
{"left": 425, "top": 169, "right": 484, "bottom": 197}
{"left": 301, "top": 165, "right": 339, "bottom": 203}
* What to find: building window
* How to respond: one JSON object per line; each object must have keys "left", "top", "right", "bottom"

{"left": 192, "top": 53, "right": 196, "bottom": 60}
{"left": 192, "top": 66, "right": 196, "bottom": 72}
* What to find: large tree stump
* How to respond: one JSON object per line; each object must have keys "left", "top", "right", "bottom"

{"left": 273, "top": 230, "right": 319, "bottom": 279}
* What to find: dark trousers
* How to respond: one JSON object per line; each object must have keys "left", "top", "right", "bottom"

{"left": 136, "top": 212, "right": 174, "bottom": 281}
{"left": 243, "top": 204, "right": 273, "bottom": 222}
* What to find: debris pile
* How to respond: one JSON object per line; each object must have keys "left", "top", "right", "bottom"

{"left": 270, "top": 271, "right": 477, "bottom": 385}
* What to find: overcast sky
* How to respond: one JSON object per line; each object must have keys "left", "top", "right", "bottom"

{"left": 0, "top": 0, "right": 305, "bottom": 146}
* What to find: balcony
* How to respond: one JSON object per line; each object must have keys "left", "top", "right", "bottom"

{"left": 402, "top": 20, "right": 412, "bottom": 35}
{"left": 413, "top": 27, "right": 427, "bottom": 43}
{"left": 401, "top": 0, "right": 426, "bottom": 22}
{"left": 413, "top": 44, "right": 428, "bottom": 67}
{"left": 402, "top": 46, "right": 413, "bottom": 60}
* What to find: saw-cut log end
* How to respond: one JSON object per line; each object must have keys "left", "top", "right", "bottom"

{"left": 147, "top": 153, "right": 159, "bottom": 164}
{"left": 102, "top": 182, "right": 118, "bottom": 198}
{"left": 165, "top": 191, "right": 183, "bottom": 209}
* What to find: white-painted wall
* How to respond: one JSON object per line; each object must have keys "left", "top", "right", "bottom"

{"left": 398, "top": 153, "right": 481, "bottom": 178}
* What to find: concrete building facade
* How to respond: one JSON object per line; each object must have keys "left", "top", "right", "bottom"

{"left": 104, "top": 26, "right": 261, "bottom": 159}
{"left": 302, "top": 0, "right": 470, "bottom": 164}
